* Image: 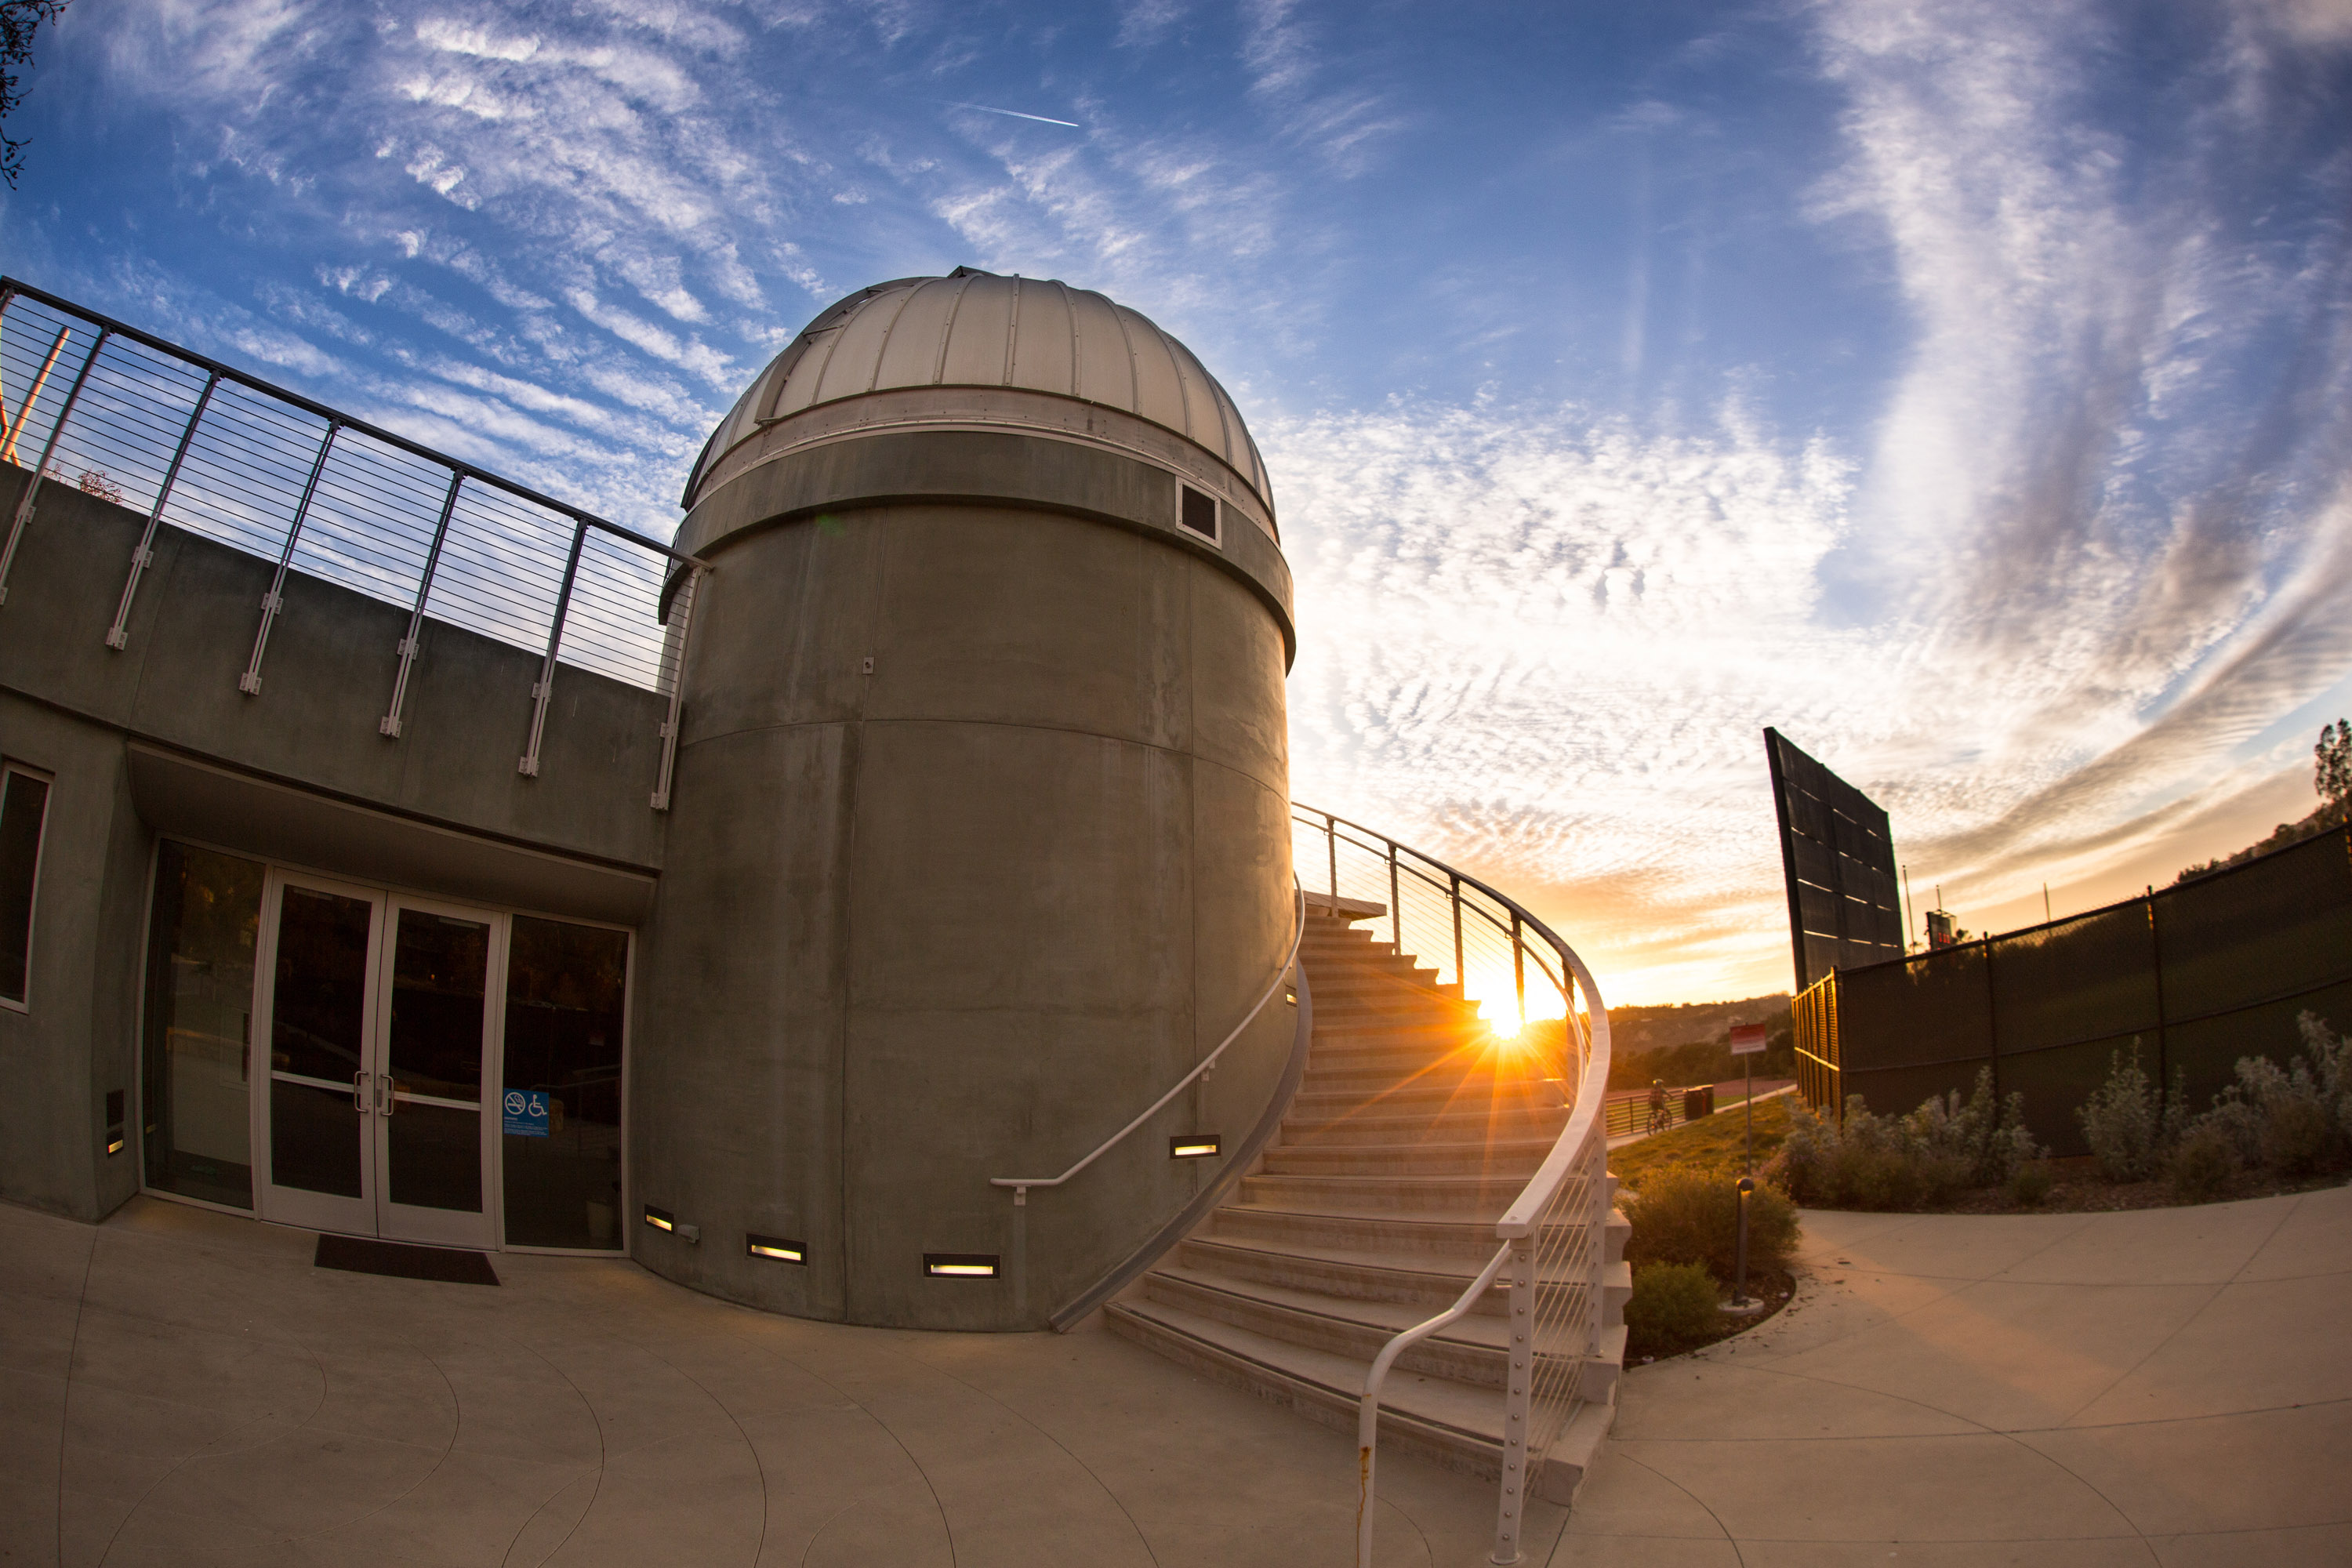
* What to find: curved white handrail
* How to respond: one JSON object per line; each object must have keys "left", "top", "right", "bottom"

{"left": 1295, "top": 806, "right": 1613, "bottom": 1568}
{"left": 990, "top": 883, "right": 1307, "bottom": 1205}
{"left": 1354, "top": 1240, "right": 1515, "bottom": 1567}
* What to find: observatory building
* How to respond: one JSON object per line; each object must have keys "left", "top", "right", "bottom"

{"left": 0, "top": 270, "right": 1300, "bottom": 1331}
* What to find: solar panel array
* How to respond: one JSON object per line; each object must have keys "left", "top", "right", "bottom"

{"left": 1763, "top": 727, "right": 1906, "bottom": 991}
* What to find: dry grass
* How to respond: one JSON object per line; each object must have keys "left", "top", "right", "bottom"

{"left": 1613, "top": 1093, "right": 1794, "bottom": 1191}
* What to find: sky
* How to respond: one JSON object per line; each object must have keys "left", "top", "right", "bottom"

{"left": 5, "top": 0, "right": 2350, "bottom": 1007}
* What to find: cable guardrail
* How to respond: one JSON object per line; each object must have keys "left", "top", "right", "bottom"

{"left": 0, "top": 278, "right": 702, "bottom": 805}
{"left": 1290, "top": 806, "right": 1613, "bottom": 1568}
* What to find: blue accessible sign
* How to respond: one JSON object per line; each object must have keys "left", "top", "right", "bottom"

{"left": 503, "top": 1089, "right": 550, "bottom": 1137}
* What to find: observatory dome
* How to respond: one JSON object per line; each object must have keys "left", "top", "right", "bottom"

{"left": 684, "top": 268, "right": 1275, "bottom": 537}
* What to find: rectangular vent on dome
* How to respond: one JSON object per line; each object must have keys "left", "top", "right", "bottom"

{"left": 1179, "top": 485, "right": 1220, "bottom": 542}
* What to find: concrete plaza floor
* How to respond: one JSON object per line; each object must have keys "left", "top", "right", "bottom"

{"left": 1573, "top": 1182, "right": 2352, "bottom": 1566}
{"left": 3, "top": 1183, "right": 2347, "bottom": 1566}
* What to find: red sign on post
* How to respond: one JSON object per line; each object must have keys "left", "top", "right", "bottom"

{"left": 1730, "top": 1024, "right": 1768, "bottom": 1056}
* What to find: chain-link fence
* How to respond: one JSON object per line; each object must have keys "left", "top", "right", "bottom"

{"left": 1795, "top": 826, "right": 2352, "bottom": 1154}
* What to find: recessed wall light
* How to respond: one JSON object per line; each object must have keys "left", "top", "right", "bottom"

{"left": 924, "top": 1253, "right": 1000, "bottom": 1279}
{"left": 643, "top": 1204, "right": 675, "bottom": 1232}
{"left": 1169, "top": 1134, "right": 1221, "bottom": 1159}
{"left": 747, "top": 1233, "right": 806, "bottom": 1264}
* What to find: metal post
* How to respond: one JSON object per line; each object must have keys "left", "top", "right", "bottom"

{"left": 379, "top": 472, "right": 464, "bottom": 736}
{"left": 1512, "top": 910, "right": 1526, "bottom": 1034}
{"left": 2147, "top": 889, "right": 2169, "bottom": 1120}
{"left": 1451, "top": 873, "right": 1465, "bottom": 993}
{"left": 0, "top": 327, "right": 110, "bottom": 608}
{"left": 1387, "top": 840, "right": 1401, "bottom": 957}
{"left": 107, "top": 372, "right": 220, "bottom": 649}
{"left": 650, "top": 563, "right": 704, "bottom": 809}
{"left": 519, "top": 521, "right": 589, "bottom": 777}
{"left": 238, "top": 422, "right": 339, "bottom": 694}
{"left": 1, "top": 323, "right": 68, "bottom": 462}
{"left": 1489, "top": 1232, "right": 1537, "bottom": 1566}
{"left": 1327, "top": 811, "right": 1339, "bottom": 904}
{"left": 1733, "top": 1176, "right": 1753, "bottom": 1306}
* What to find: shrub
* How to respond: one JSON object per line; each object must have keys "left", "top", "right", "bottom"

{"left": 2076, "top": 1044, "right": 2176, "bottom": 1182}
{"left": 2183, "top": 1014, "right": 2352, "bottom": 1179}
{"left": 1771, "top": 1074, "right": 2042, "bottom": 1210}
{"left": 2008, "top": 1161, "right": 2054, "bottom": 1207}
{"left": 2167, "top": 1123, "right": 2239, "bottom": 1203}
{"left": 1624, "top": 1262, "right": 1719, "bottom": 1356}
{"left": 1622, "top": 1164, "right": 1800, "bottom": 1282}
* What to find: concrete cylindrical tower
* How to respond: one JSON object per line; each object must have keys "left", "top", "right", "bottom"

{"left": 633, "top": 270, "right": 1296, "bottom": 1330}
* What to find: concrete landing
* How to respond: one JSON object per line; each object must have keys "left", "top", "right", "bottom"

{"left": 1569, "top": 1182, "right": 2352, "bottom": 1566}
{"left": 0, "top": 1196, "right": 1554, "bottom": 1567}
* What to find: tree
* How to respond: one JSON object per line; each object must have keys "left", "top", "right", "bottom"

{"left": 0, "top": 0, "right": 69, "bottom": 191}
{"left": 2318, "top": 718, "right": 2352, "bottom": 824}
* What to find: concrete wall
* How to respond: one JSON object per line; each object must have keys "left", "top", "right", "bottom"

{"left": 0, "top": 466, "right": 672, "bottom": 1220}
{"left": 633, "top": 430, "right": 1296, "bottom": 1331}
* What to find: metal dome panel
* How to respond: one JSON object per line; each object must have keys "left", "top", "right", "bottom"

{"left": 690, "top": 269, "right": 1271, "bottom": 514}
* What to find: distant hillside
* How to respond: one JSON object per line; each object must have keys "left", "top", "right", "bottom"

{"left": 2176, "top": 800, "right": 2346, "bottom": 884}
{"left": 1604, "top": 993, "right": 1794, "bottom": 1089}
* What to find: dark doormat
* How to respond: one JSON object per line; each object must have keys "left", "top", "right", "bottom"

{"left": 314, "top": 1232, "right": 501, "bottom": 1286}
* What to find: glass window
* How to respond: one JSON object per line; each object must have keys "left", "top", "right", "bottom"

{"left": 141, "top": 841, "right": 264, "bottom": 1208}
{"left": 0, "top": 764, "right": 52, "bottom": 1007}
{"left": 502, "top": 916, "right": 628, "bottom": 1249}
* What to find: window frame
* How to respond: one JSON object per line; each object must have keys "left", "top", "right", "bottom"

{"left": 0, "top": 759, "right": 55, "bottom": 1014}
{"left": 1177, "top": 479, "right": 1223, "bottom": 546}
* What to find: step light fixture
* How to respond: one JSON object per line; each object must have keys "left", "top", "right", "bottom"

{"left": 1169, "top": 1134, "right": 1221, "bottom": 1159}
{"left": 104, "top": 1091, "right": 125, "bottom": 1156}
{"left": 924, "top": 1253, "right": 1000, "bottom": 1279}
{"left": 643, "top": 1204, "right": 674, "bottom": 1232}
{"left": 747, "top": 1233, "right": 806, "bottom": 1264}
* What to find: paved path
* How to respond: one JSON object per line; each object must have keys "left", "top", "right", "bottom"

{"left": 1566, "top": 1182, "right": 2352, "bottom": 1566}
{"left": 0, "top": 1196, "right": 1547, "bottom": 1567}
{"left": 5, "top": 1184, "right": 2345, "bottom": 1566}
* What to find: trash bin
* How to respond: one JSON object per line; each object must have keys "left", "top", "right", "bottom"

{"left": 1683, "top": 1086, "right": 1715, "bottom": 1122}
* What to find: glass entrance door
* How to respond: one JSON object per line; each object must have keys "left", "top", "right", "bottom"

{"left": 373, "top": 899, "right": 499, "bottom": 1247}
{"left": 254, "top": 875, "right": 499, "bottom": 1247}
{"left": 256, "top": 875, "right": 382, "bottom": 1236}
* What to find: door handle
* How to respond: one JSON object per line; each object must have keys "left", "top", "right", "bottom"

{"left": 353, "top": 1070, "right": 368, "bottom": 1112}
{"left": 379, "top": 1073, "right": 397, "bottom": 1116}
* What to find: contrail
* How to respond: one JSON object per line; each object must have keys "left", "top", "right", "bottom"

{"left": 950, "top": 102, "right": 1080, "bottom": 129}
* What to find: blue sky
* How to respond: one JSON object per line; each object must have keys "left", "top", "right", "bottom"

{"left": 7, "top": 0, "right": 2351, "bottom": 1004}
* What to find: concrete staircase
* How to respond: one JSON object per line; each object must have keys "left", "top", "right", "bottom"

{"left": 1106, "top": 910, "right": 1629, "bottom": 1505}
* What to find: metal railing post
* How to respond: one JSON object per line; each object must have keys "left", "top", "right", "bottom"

{"left": 1512, "top": 910, "right": 1527, "bottom": 1034}
{"left": 0, "top": 326, "right": 110, "bottom": 608}
{"left": 1327, "top": 811, "right": 1339, "bottom": 903}
{"left": 379, "top": 472, "right": 464, "bottom": 737}
{"left": 1451, "top": 873, "right": 1465, "bottom": 992}
{"left": 519, "top": 521, "right": 589, "bottom": 777}
{"left": 0, "top": 322, "right": 68, "bottom": 461}
{"left": 1387, "top": 840, "right": 1401, "bottom": 956}
{"left": 238, "top": 422, "right": 339, "bottom": 694}
{"left": 1489, "top": 1232, "right": 1538, "bottom": 1566}
{"left": 650, "top": 563, "right": 704, "bottom": 810}
{"left": 107, "top": 372, "right": 220, "bottom": 650}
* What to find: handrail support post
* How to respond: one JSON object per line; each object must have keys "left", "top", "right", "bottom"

{"left": 1490, "top": 1232, "right": 1538, "bottom": 1565}
{"left": 239, "top": 420, "right": 339, "bottom": 694}
{"left": 0, "top": 325, "right": 111, "bottom": 608}
{"left": 107, "top": 371, "right": 219, "bottom": 650}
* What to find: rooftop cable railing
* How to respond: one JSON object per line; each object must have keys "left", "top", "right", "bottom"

{"left": 1290, "top": 806, "right": 1613, "bottom": 1568}
{"left": 0, "top": 278, "right": 703, "bottom": 804}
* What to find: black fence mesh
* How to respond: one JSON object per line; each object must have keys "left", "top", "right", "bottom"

{"left": 1795, "top": 826, "right": 2352, "bottom": 1156}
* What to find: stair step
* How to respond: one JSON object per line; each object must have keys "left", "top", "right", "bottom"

{"left": 1105, "top": 1298, "right": 1610, "bottom": 1504}
{"left": 1240, "top": 1171, "right": 1548, "bottom": 1215}
{"left": 1260, "top": 1138, "right": 1565, "bottom": 1175}
{"left": 1282, "top": 1107, "right": 1572, "bottom": 1145}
